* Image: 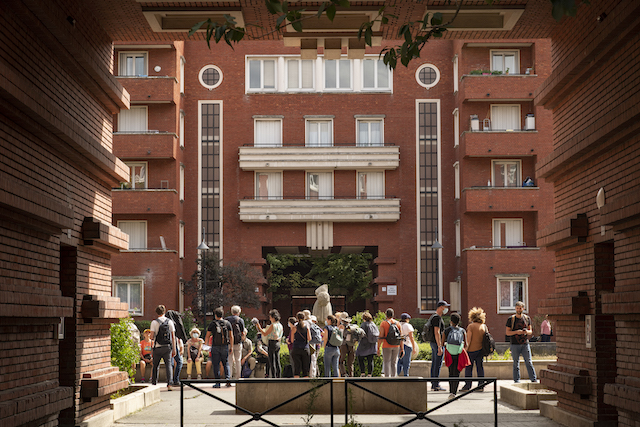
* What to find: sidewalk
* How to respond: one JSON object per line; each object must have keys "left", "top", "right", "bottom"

{"left": 111, "top": 380, "right": 563, "bottom": 427}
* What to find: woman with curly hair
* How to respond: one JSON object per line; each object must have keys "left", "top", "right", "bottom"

{"left": 461, "top": 306, "right": 488, "bottom": 392}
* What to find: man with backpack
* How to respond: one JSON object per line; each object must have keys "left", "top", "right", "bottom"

{"left": 225, "top": 305, "right": 246, "bottom": 380}
{"left": 505, "top": 301, "right": 537, "bottom": 383}
{"left": 150, "top": 305, "right": 176, "bottom": 390}
{"left": 338, "top": 312, "right": 358, "bottom": 377}
{"left": 378, "top": 308, "right": 402, "bottom": 377}
{"left": 205, "top": 307, "right": 234, "bottom": 388}
{"left": 423, "top": 300, "right": 450, "bottom": 391}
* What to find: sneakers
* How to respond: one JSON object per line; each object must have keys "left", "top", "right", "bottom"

{"left": 448, "top": 393, "right": 456, "bottom": 400}
{"left": 197, "top": 374, "right": 202, "bottom": 380}
{"left": 460, "top": 386, "right": 471, "bottom": 392}
{"left": 167, "top": 385, "right": 172, "bottom": 391}
{"left": 187, "top": 375, "right": 191, "bottom": 380}
{"left": 140, "top": 378, "right": 145, "bottom": 383}
{"left": 431, "top": 386, "right": 445, "bottom": 391}
{"left": 225, "top": 382, "right": 232, "bottom": 388}
{"left": 212, "top": 384, "right": 221, "bottom": 388}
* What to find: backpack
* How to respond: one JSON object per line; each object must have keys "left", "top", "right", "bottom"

{"left": 384, "top": 320, "right": 403, "bottom": 345}
{"left": 212, "top": 320, "right": 229, "bottom": 346}
{"left": 241, "top": 360, "right": 253, "bottom": 378}
{"left": 446, "top": 326, "right": 464, "bottom": 346}
{"left": 343, "top": 325, "right": 359, "bottom": 347}
{"left": 155, "top": 318, "right": 172, "bottom": 346}
{"left": 422, "top": 314, "right": 435, "bottom": 342}
{"left": 509, "top": 314, "right": 530, "bottom": 344}
{"left": 328, "top": 326, "right": 344, "bottom": 347}
{"left": 309, "top": 322, "right": 323, "bottom": 345}
{"left": 229, "top": 318, "right": 243, "bottom": 345}
{"left": 481, "top": 326, "right": 496, "bottom": 357}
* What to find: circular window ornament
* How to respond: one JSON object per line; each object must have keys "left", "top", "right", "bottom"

{"left": 199, "top": 65, "right": 223, "bottom": 90}
{"left": 416, "top": 64, "right": 440, "bottom": 88}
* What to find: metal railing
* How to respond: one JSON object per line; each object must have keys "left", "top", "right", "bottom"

{"left": 179, "top": 377, "right": 498, "bottom": 427}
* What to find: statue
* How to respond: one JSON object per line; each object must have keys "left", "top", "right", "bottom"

{"left": 312, "top": 284, "right": 332, "bottom": 323}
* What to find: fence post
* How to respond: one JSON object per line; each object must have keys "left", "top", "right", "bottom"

{"left": 494, "top": 379, "right": 498, "bottom": 426}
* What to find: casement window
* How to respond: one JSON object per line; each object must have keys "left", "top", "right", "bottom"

{"left": 362, "top": 59, "right": 390, "bottom": 90}
{"left": 490, "top": 105, "right": 520, "bottom": 131}
{"left": 179, "top": 222, "right": 185, "bottom": 258}
{"left": 491, "top": 50, "right": 519, "bottom": 74}
{"left": 455, "top": 220, "right": 461, "bottom": 257}
{"left": 453, "top": 108, "right": 459, "bottom": 147}
{"left": 324, "top": 59, "right": 351, "bottom": 90}
{"left": 453, "top": 162, "right": 460, "bottom": 199}
{"left": 179, "top": 110, "right": 185, "bottom": 148}
{"left": 119, "top": 52, "right": 147, "bottom": 77}
{"left": 118, "top": 221, "right": 147, "bottom": 250}
{"left": 255, "top": 172, "right": 282, "bottom": 200}
{"left": 498, "top": 277, "right": 527, "bottom": 312}
{"left": 254, "top": 119, "right": 283, "bottom": 147}
{"left": 114, "top": 279, "right": 143, "bottom": 315}
{"left": 492, "top": 160, "right": 521, "bottom": 187}
{"left": 180, "top": 57, "right": 185, "bottom": 94}
{"left": 357, "top": 119, "right": 383, "bottom": 146}
{"left": 358, "top": 171, "right": 384, "bottom": 199}
{"left": 248, "top": 59, "right": 276, "bottom": 90}
{"left": 306, "top": 119, "right": 333, "bottom": 147}
{"left": 493, "top": 219, "right": 523, "bottom": 247}
{"left": 123, "top": 162, "right": 147, "bottom": 189}
{"left": 180, "top": 164, "right": 185, "bottom": 200}
{"left": 118, "top": 106, "right": 148, "bottom": 132}
{"left": 452, "top": 55, "right": 459, "bottom": 93}
{"left": 287, "top": 59, "right": 314, "bottom": 90}
{"left": 307, "top": 172, "right": 333, "bottom": 200}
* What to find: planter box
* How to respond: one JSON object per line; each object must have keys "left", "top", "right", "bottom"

{"left": 409, "top": 359, "right": 554, "bottom": 380}
{"left": 111, "top": 384, "right": 161, "bottom": 421}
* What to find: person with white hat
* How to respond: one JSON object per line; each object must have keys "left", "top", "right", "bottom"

{"left": 338, "top": 312, "right": 357, "bottom": 377}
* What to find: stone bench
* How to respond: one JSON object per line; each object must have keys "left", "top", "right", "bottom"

{"left": 499, "top": 382, "right": 557, "bottom": 410}
{"left": 409, "top": 360, "right": 553, "bottom": 380}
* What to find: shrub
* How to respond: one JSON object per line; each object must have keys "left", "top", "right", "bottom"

{"left": 111, "top": 317, "right": 139, "bottom": 380}
{"left": 134, "top": 319, "right": 151, "bottom": 334}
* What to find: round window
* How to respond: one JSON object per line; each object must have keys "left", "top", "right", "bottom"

{"left": 416, "top": 64, "right": 440, "bottom": 88}
{"left": 199, "top": 65, "right": 223, "bottom": 89}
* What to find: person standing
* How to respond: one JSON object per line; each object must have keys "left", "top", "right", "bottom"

{"left": 150, "top": 305, "right": 176, "bottom": 390}
{"left": 444, "top": 313, "right": 467, "bottom": 399}
{"left": 226, "top": 305, "right": 246, "bottom": 379}
{"left": 356, "top": 311, "right": 379, "bottom": 376}
{"left": 172, "top": 333, "right": 184, "bottom": 386}
{"left": 255, "top": 309, "right": 283, "bottom": 378}
{"left": 308, "top": 315, "right": 323, "bottom": 377}
{"left": 289, "top": 312, "right": 312, "bottom": 377}
{"left": 378, "top": 308, "right": 401, "bottom": 378}
{"left": 338, "top": 312, "right": 357, "bottom": 377}
{"left": 322, "top": 314, "right": 341, "bottom": 377}
{"left": 540, "top": 315, "right": 552, "bottom": 342}
{"left": 397, "top": 313, "right": 418, "bottom": 376}
{"left": 505, "top": 301, "right": 537, "bottom": 383}
{"left": 425, "top": 300, "right": 450, "bottom": 391}
{"left": 205, "top": 307, "right": 234, "bottom": 388}
{"left": 461, "top": 307, "right": 488, "bottom": 392}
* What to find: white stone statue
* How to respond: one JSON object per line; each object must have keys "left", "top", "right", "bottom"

{"left": 312, "top": 284, "right": 333, "bottom": 323}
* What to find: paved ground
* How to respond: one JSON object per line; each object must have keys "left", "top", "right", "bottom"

{"left": 112, "top": 380, "right": 563, "bottom": 427}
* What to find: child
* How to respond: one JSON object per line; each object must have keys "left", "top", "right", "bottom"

{"left": 139, "top": 329, "right": 153, "bottom": 383}
{"left": 186, "top": 327, "right": 204, "bottom": 380}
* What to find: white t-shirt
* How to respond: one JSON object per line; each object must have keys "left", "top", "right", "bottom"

{"left": 401, "top": 322, "right": 414, "bottom": 348}
{"left": 151, "top": 315, "right": 176, "bottom": 347}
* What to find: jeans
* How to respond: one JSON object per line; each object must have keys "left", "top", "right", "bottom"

{"left": 230, "top": 343, "right": 243, "bottom": 379}
{"left": 463, "top": 349, "right": 485, "bottom": 389}
{"left": 358, "top": 355, "right": 374, "bottom": 376}
{"left": 397, "top": 344, "right": 413, "bottom": 376}
{"left": 173, "top": 353, "right": 183, "bottom": 385}
{"left": 382, "top": 346, "right": 400, "bottom": 378}
{"left": 210, "top": 345, "right": 230, "bottom": 385}
{"left": 429, "top": 342, "right": 444, "bottom": 387}
{"left": 324, "top": 346, "right": 340, "bottom": 377}
{"left": 267, "top": 340, "right": 281, "bottom": 378}
{"left": 448, "top": 354, "right": 461, "bottom": 394}
{"left": 510, "top": 343, "right": 537, "bottom": 382}
{"left": 151, "top": 345, "right": 173, "bottom": 386}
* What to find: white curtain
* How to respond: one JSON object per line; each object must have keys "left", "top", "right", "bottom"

{"left": 491, "top": 105, "right": 520, "bottom": 131}
{"left": 255, "top": 120, "right": 282, "bottom": 147}
{"left": 288, "top": 60, "right": 313, "bottom": 89}
{"left": 119, "top": 107, "right": 147, "bottom": 132}
{"left": 257, "top": 172, "right": 282, "bottom": 199}
{"left": 307, "top": 121, "right": 332, "bottom": 146}
{"left": 263, "top": 60, "right": 275, "bottom": 89}
{"left": 308, "top": 172, "right": 332, "bottom": 199}
{"left": 119, "top": 221, "right": 146, "bottom": 249}
{"left": 494, "top": 219, "right": 523, "bottom": 247}
{"left": 358, "top": 121, "right": 382, "bottom": 146}
{"left": 359, "top": 172, "right": 383, "bottom": 199}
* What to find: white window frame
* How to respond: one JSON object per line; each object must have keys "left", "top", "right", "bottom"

{"left": 305, "top": 118, "right": 333, "bottom": 147}
{"left": 324, "top": 59, "right": 352, "bottom": 90}
{"left": 286, "top": 59, "right": 315, "bottom": 91}
{"left": 254, "top": 118, "right": 283, "bottom": 147}
{"left": 415, "top": 64, "right": 440, "bottom": 89}
{"left": 361, "top": 58, "right": 391, "bottom": 90}
{"left": 113, "top": 278, "right": 144, "bottom": 316}
{"left": 199, "top": 64, "right": 223, "bottom": 90}
{"left": 119, "top": 52, "right": 148, "bottom": 77}
{"left": 453, "top": 108, "right": 459, "bottom": 147}
{"left": 357, "top": 171, "right": 385, "bottom": 200}
{"left": 117, "top": 220, "right": 147, "bottom": 250}
{"left": 356, "top": 117, "right": 384, "bottom": 147}
{"left": 179, "top": 110, "right": 185, "bottom": 148}
{"left": 497, "top": 276, "right": 528, "bottom": 313}
{"left": 492, "top": 159, "right": 522, "bottom": 188}
{"left": 180, "top": 56, "right": 186, "bottom": 94}
{"left": 455, "top": 220, "right": 461, "bottom": 257}
{"left": 490, "top": 50, "right": 520, "bottom": 74}
{"left": 492, "top": 218, "right": 524, "bottom": 248}
{"left": 179, "top": 222, "right": 185, "bottom": 258}
{"left": 490, "top": 104, "right": 521, "bottom": 131}
{"left": 118, "top": 106, "right": 148, "bottom": 132}
{"left": 453, "top": 161, "right": 460, "bottom": 199}
{"left": 452, "top": 55, "right": 459, "bottom": 93}
{"left": 180, "top": 164, "right": 185, "bottom": 200}
{"left": 123, "top": 161, "right": 148, "bottom": 189}
{"left": 255, "top": 172, "right": 283, "bottom": 200}
{"left": 306, "top": 171, "right": 333, "bottom": 200}
{"left": 247, "top": 58, "right": 277, "bottom": 91}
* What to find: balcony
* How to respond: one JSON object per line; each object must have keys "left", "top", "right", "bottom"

{"left": 461, "top": 186, "right": 539, "bottom": 213}
{"left": 238, "top": 197, "right": 400, "bottom": 222}
{"left": 116, "top": 76, "right": 179, "bottom": 104}
{"left": 238, "top": 145, "right": 400, "bottom": 171}
{"left": 112, "top": 189, "right": 179, "bottom": 215}
{"left": 459, "top": 74, "right": 541, "bottom": 101}
{"left": 113, "top": 132, "right": 178, "bottom": 159}
{"left": 460, "top": 131, "right": 539, "bottom": 157}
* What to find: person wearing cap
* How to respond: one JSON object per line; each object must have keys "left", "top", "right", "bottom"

{"left": 378, "top": 308, "right": 401, "bottom": 377}
{"left": 397, "top": 313, "right": 419, "bottom": 376}
{"left": 426, "top": 300, "right": 450, "bottom": 391}
{"left": 338, "top": 312, "right": 357, "bottom": 377}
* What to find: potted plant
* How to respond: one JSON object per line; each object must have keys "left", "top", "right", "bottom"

{"left": 491, "top": 70, "right": 503, "bottom": 75}
{"left": 470, "top": 69, "right": 482, "bottom": 75}
{"left": 482, "top": 69, "right": 491, "bottom": 75}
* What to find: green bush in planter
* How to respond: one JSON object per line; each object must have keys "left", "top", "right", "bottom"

{"left": 111, "top": 317, "right": 139, "bottom": 380}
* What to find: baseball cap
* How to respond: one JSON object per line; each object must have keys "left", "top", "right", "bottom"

{"left": 400, "top": 313, "right": 411, "bottom": 320}
{"left": 436, "top": 300, "right": 450, "bottom": 308}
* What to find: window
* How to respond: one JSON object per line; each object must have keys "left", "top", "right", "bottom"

{"left": 118, "top": 106, "right": 147, "bottom": 132}
{"left": 256, "top": 172, "right": 282, "bottom": 200}
{"left": 498, "top": 277, "right": 527, "bottom": 311}
{"left": 180, "top": 164, "right": 185, "bottom": 200}
{"left": 455, "top": 220, "right": 461, "bottom": 257}
{"left": 306, "top": 119, "right": 333, "bottom": 147}
{"left": 362, "top": 59, "right": 390, "bottom": 90}
{"left": 123, "top": 162, "right": 147, "bottom": 189}
{"left": 493, "top": 219, "right": 523, "bottom": 247}
{"left": 287, "top": 59, "right": 314, "bottom": 90}
{"left": 248, "top": 59, "right": 276, "bottom": 90}
{"left": 357, "top": 119, "right": 383, "bottom": 146}
{"left": 491, "top": 50, "right": 519, "bottom": 74}
{"left": 453, "top": 162, "right": 460, "bottom": 199}
{"left": 492, "top": 160, "right": 521, "bottom": 187}
{"left": 416, "top": 64, "right": 440, "bottom": 88}
{"left": 254, "top": 119, "right": 282, "bottom": 147}
{"left": 114, "top": 279, "right": 143, "bottom": 315}
{"left": 199, "top": 65, "right": 223, "bottom": 89}
{"left": 118, "top": 221, "right": 147, "bottom": 250}
{"left": 453, "top": 108, "right": 459, "bottom": 147}
{"left": 307, "top": 172, "right": 333, "bottom": 200}
{"left": 179, "top": 222, "right": 184, "bottom": 258}
{"left": 180, "top": 57, "right": 185, "bottom": 94}
{"left": 452, "top": 55, "right": 459, "bottom": 93}
{"left": 179, "top": 110, "right": 185, "bottom": 148}
{"left": 358, "top": 171, "right": 384, "bottom": 199}
{"left": 324, "top": 59, "right": 351, "bottom": 90}
{"left": 491, "top": 105, "right": 520, "bottom": 131}
{"left": 119, "top": 52, "right": 147, "bottom": 76}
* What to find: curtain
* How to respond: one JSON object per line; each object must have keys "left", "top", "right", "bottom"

{"left": 491, "top": 105, "right": 520, "bottom": 131}
{"left": 255, "top": 120, "right": 281, "bottom": 147}
{"left": 119, "top": 222, "right": 146, "bottom": 249}
{"left": 358, "top": 121, "right": 382, "bottom": 146}
{"left": 308, "top": 121, "right": 332, "bottom": 146}
{"left": 119, "top": 107, "right": 147, "bottom": 132}
{"left": 257, "top": 172, "right": 282, "bottom": 199}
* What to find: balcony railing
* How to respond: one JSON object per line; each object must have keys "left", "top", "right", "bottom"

{"left": 459, "top": 74, "right": 541, "bottom": 101}
{"left": 460, "top": 130, "right": 539, "bottom": 157}
{"left": 112, "top": 189, "right": 179, "bottom": 215}
{"left": 461, "top": 186, "right": 539, "bottom": 213}
{"left": 238, "top": 196, "right": 400, "bottom": 222}
{"left": 238, "top": 144, "right": 400, "bottom": 171}
{"left": 115, "top": 76, "right": 179, "bottom": 104}
{"left": 113, "top": 132, "right": 178, "bottom": 159}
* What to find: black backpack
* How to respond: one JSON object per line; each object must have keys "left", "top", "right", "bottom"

{"left": 155, "top": 319, "right": 172, "bottom": 346}
{"left": 422, "top": 314, "right": 435, "bottom": 342}
{"left": 212, "top": 320, "right": 229, "bottom": 346}
{"left": 384, "top": 321, "right": 403, "bottom": 345}
{"left": 482, "top": 327, "right": 496, "bottom": 357}
{"left": 228, "top": 317, "right": 243, "bottom": 344}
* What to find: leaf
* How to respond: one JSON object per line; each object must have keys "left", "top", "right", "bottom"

{"left": 364, "top": 28, "right": 372, "bottom": 46}
{"left": 339, "top": 0, "right": 350, "bottom": 7}
{"left": 431, "top": 12, "right": 443, "bottom": 26}
{"left": 188, "top": 20, "right": 207, "bottom": 37}
{"left": 291, "top": 20, "right": 303, "bottom": 32}
{"left": 276, "top": 13, "right": 287, "bottom": 28}
{"left": 381, "top": 16, "right": 389, "bottom": 25}
{"left": 326, "top": 4, "right": 336, "bottom": 21}
{"left": 317, "top": 2, "right": 327, "bottom": 18}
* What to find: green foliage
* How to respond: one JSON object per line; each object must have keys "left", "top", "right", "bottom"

{"left": 486, "top": 348, "right": 512, "bottom": 361}
{"left": 410, "top": 317, "right": 427, "bottom": 341}
{"left": 110, "top": 317, "right": 139, "bottom": 380}
{"left": 181, "top": 307, "right": 199, "bottom": 335}
{"left": 134, "top": 319, "right": 151, "bottom": 334}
